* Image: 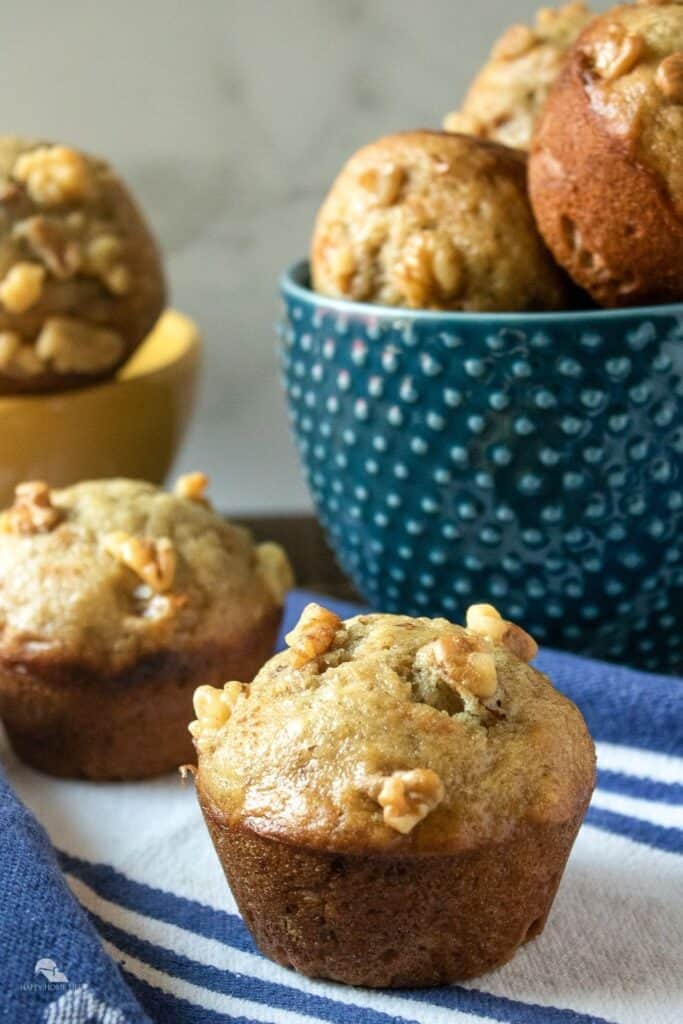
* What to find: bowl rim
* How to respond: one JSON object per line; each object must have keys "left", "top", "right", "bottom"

{"left": 281, "top": 260, "right": 683, "bottom": 325}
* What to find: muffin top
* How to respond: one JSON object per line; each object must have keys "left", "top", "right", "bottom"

{"left": 0, "top": 137, "right": 165, "bottom": 393}
{"left": 561, "top": 2, "right": 683, "bottom": 217}
{"left": 194, "top": 603, "right": 595, "bottom": 854}
{"left": 311, "top": 131, "right": 570, "bottom": 313}
{"left": 0, "top": 475, "right": 292, "bottom": 673}
{"left": 444, "top": 3, "right": 594, "bottom": 150}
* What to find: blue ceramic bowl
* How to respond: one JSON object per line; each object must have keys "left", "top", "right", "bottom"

{"left": 279, "top": 261, "right": 683, "bottom": 674}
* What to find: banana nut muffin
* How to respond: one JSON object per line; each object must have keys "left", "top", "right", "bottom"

{"left": 444, "top": 3, "right": 594, "bottom": 150}
{"left": 530, "top": 2, "right": 683, "bottom": 306}
{"left": 192, "top": 602, "right": 595, "bottom": 988}
{"left": 0, "top": 137, "right": 165, "bottom": 393}
{"left": 0, "top": 474, "right": 292, "bottom": 779}
{"left": 311, "top": 131, "right": 571, "bottom": 313}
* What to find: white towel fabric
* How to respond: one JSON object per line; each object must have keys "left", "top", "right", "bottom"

{"left": 2, "top": 591, "right": 682, "bottom": 1024}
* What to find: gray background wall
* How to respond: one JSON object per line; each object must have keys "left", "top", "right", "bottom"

{"left": 5, "top": 0, "right": 609, "bottom": 512}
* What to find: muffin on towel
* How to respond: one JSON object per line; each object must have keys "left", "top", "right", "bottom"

{"left": 0, "top": 475, "right": 292, "bottom": 779}
{"left": 530, "top": 2, "right": 683, "bottom": 306}
{"left": 191, "top": 602, "right": 595, "bottom": 988}
{"left": 444, "top": 2, "right": 594, "bottom": 150}
{"left": 311, "top": 131, "right": 571, "bottom": 312}
{"left": 0, "top": 137, "right": 165, "bottom": 393}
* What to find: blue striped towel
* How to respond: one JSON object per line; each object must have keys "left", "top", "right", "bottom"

{"left": 2, "top": 590, "right": 681, "bottom": 1024}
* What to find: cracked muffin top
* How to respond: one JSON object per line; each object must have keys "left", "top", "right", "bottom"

{"left": 193, "top": 603, "right": 595, "bottom": 854}
{"left": 562, "top": 2, "right": 683, "bottom": 216}
{"left": 0, "top": 475, "right": 293, "bottom": 673}
{"left": 444, "top": 3, "right": 594, "bottom": 151}
{"left": 529, "top": 1, "right": 683, "bottom": 306}
{"left": 0, "top": 136, "right": 165, "bottom": 394}
{"left": 311, "top": 131, "right": 570, "bottom": 313}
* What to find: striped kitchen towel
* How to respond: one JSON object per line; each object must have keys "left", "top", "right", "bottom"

{"left": 1, "top": 590, "right": 681, "bottom": 1024}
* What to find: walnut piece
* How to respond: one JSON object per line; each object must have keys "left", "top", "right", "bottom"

{"left": 537, "top": 2, "right": 588, "bottom": 28}
{"left": 492, "top": 24, "right": 537, "bottom": 61}
{"left": 285, "top": 602, "right": 341, "bottom": 667}
{"left": 358, "top": 163, "right": 405, "bottom": 206}
{"left": 189, "top": 681, "right": 244, "bottom": 752}
{"left": 395, "top": 232, "right": 463, "bottom": 307}
{"left": 328, "top": 244, "right": 356, "bottom": 293}
{"left": 174, "top": 472, "right": 210, "bottom": 503}
{"left": 0, "top": 332, "right": 42, "bottom": 377}
{"left": 35, "top": 316, "right": 123, "bottom": 374}
{"left": 428, "top": 633, "right": 499, "bottom": 698}
{"left": 104, "top": 532, "right": 176, "bottom": 593}
{"left": 13, "top": 145, "right": 89, "bottom": 206}
{"left": 376, "top": 768, "right": 444, "bottom": 835}
{"left": 588, "top": 26, "right": 644, "bottom": 82}
{"left": 85, "top": 235, "right": 131, "bottom": 295}
{"left": 656, "top": 54, "right": 683, "bottom": 102}
{"left": 1, "top": 481, "right": 61, "bottom": 534}
{"left": 13, "top": 216, "right": 82, "bottom": 279}
{"left": 0, "top": 262, "right": 45, "bottom": 313}
{"left": 257, "top": 541, "right": 294, "bottom": 603}
{"left": 466, "top": 603, "right": 538, "bottom": 663}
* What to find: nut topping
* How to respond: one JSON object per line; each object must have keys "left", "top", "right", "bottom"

{"left": 587, "top": 26, "right": 644, "bottom": 82}
{"left": 328, "top": 244, "right": 356, "bottom": 293}
{"left": 428, "top": 633, "right": 499, "bottom": 698}
{"left": 189, "top": 681, "right": 245, "bottom": 752}
{"left": 376, "top": 768, "right": 444, "bottom": 834}
{"left": 0, "top": 332, "right": 42, "bottom": 377}
{"left": 537, "top": 2, "right": 588, "bottom": 28}
{"left": 85, "top": 235, "right": 131, "bottom": 295}
{"left": 492, "top": 24, "right": 537, "bottom": 62}
{"left": 395, "top": 232, "right": 464, "bottom": 308}
{"left": 1, "top": 481, "right": 62, "bottom": 534}
{"left": 285, "top": 602, "right": 342, "bottom": 667}
{"left": 656, "top": 53, "right": 683, "bottom": 102}
{"left": 35, "top": 317, "right": 123, "bottom": 374}
{"left": 13, "top": 145, "right": 89, "bottom": 206}
{"left": 358, "top": 162, "right": 405, "bottom": 205}
{"left": 13, "top": 216, "right": 82, "bottom": 279}
{"left": 0, "top": 262, "right": 45, "bottom": 313}
{"left": 174, "top": 472, "right": 210, "bottom": 503}
{"left": 104, "top": 532, "right": 176, "bottom": 593}
{"left": 431, "top": 236, "right": 463, "bottom": 296}
{"left": 466, "top": 603, "right": 538, "bottom": 663}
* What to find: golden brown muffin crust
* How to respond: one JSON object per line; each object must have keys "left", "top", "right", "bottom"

{"left": 0, "top": 137, "right": 166, "bottom": 393}
{"left": 196, "top": 609, "right": 595, "bottom": 855}
{"left": 311, "top": 131, "right": 571, "bottom": 313}
{"left": 530, "top": 2, "right": 683, "bottom": 305}
{"left": 0, "top": 477, "right": 292, "bottom": 673}
{"left": 444, "top": 2, "right": 594, "bottom": 150}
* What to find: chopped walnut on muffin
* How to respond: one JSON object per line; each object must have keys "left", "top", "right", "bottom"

{"left": 530, "top": 1, "right": 683, "bottom": 305}
{"left": 444, "top": 3, "right": 594, "bottom": 150}
{"left": 0, "top": 474, "right": 293, "bottom": 780}
{"left": 192, "top": 604, "right": 595, "bottom": 987}
{"left": 311, "top": 131, "right": 571, "bottom": 312}
{"left": 0, "top": 136, "right": 166, "bottom": 393}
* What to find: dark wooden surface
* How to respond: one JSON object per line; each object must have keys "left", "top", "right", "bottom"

{"left": 238, "top": 514, "right": 360, "bottom": 601}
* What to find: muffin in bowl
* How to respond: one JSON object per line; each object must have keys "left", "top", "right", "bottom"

{"left": 530, "top": 2, "right": 683, "bottom": 306}
{"left": 192, "top": 602, "right": 595, "bottom": 988}
{"left": 444, "top": 2, "right": 594, "bottom": 150}
{"left": 0, "top": 475, "right": 292, "bottom": 779}
{"left": 311, "top": 131, "right": 571, "bottom": 312}
{"left": 0, "top": 136, "right": 165, "bottom": 393}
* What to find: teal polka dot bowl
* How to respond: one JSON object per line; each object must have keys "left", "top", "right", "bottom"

{"left": 279, "top": 261, "right": 683, "bottom": 674}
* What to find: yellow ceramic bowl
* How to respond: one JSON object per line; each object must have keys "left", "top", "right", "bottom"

{"left": 0, "top": 309, "right": 200, "bottom": 507}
